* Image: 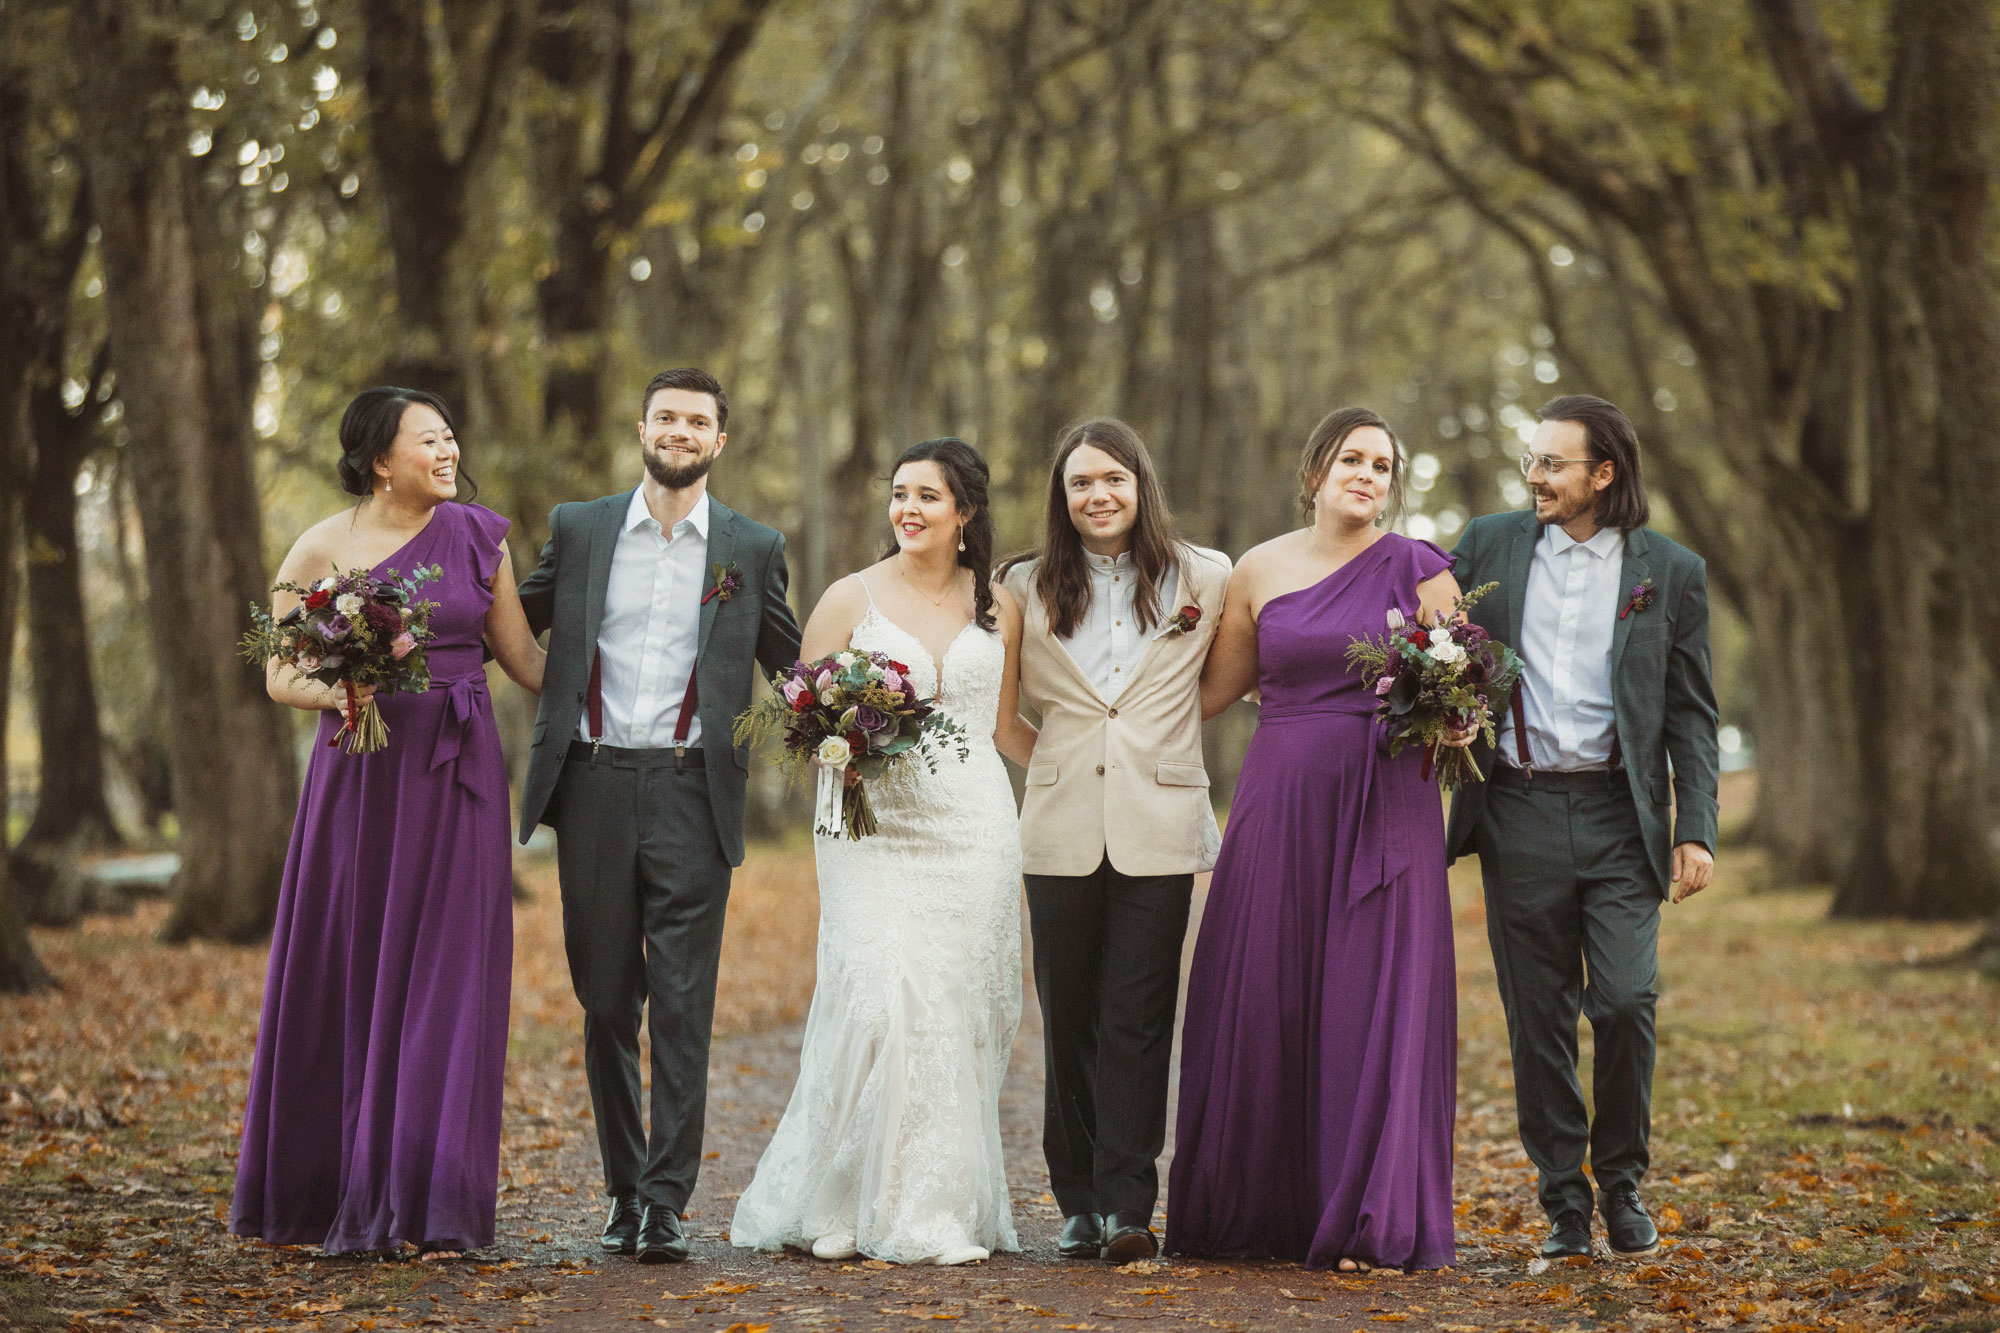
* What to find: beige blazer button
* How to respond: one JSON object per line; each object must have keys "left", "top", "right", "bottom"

{"left": 1095, "top": 764, "right": 1106, "bottom": 775}
{"left": 1108, "top": 707, "right": 1120, "bottom": 718}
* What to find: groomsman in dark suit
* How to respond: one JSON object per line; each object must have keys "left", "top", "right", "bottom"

{"left": 517, "top": 368, "right": 802, "bottom": 1263}
{"left": 1447, "top": 394, "right": 1719, "bottom": 1262}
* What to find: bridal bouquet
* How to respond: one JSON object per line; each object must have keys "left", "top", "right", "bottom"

{"left": 240, "top": 565, "right": 444, "bottom": 754}
{"left": 1344, "top": 582, "right": 1525, "bottom": 790}
{"left": 734, "top": 650, "right": 968, "bottom": 840}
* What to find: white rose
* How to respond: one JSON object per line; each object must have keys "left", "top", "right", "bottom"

{"left": 816, "top": 735, "right": 853, "bottom": 768}
{"left": 835, "top": 651, "right": 858, "bottom": 667}
{"left": 819, "top": 689, "right": 840, "bottom": 707}
{"left": 335, "top": 592, "right": 363, "bottom": 616}
{"left": 1427, "top": 636, "right": 1465, "bottom": 666}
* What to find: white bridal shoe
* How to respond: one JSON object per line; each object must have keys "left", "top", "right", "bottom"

{"left": 810, "top": 1234, "right": 858, "bottom": 1260}
{"left": 930, "top": 1245, "right": 990, "bottom": 1266}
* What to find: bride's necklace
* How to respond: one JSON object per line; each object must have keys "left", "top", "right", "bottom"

{"left": 897, "top": 556, "right": 957, "bottom": 608}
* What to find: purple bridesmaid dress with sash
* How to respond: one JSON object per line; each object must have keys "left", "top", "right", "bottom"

{"left": 232, "top": 501, "right": 514, "bottom": 1253}
{"left": 1166, "top": 532, "right": 1457, "bottom": 1271}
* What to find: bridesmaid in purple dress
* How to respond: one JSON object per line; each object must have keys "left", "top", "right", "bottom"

{"left": 1169, "top": 408, "right": 1467, "bottom": 1272}
{"left": 232, "top": 388, "right": 546, "bottom": 1257}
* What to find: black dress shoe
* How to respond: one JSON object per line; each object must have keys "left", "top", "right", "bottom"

{"left": 600, "top": 1194, "right": 642, "bottom": 1255}
{"left": 636, "top": 1204, "right": 690, "bottom": 1264}
{"left": 1102, "top": 1210, "right": 1158, "bottom": 1264}
{"left": 1540, "top": 1209, "right": 1592, "bottom": 1259}
{"left": 1058, "top": 1212, "right": 1104, "bottom": 1260}
{"left": 1602, "top": 1187, "right": 1659, "bottom": 1258}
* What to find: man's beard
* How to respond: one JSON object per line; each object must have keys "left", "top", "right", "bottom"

{"left": 645, "top": 445, "right": 715, "bottom": 490}
{"left": 1534, "top": 487, "right": 1592, "bottom": 526}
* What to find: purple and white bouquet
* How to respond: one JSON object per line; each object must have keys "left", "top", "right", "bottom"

{"left": 733, "top": 649, "right": 968, "bottom": 839}
{"left": 240, "top": 565, "right": 443, "bottom": 754}
{"left": 1344, "top": 582, "right": 1525, "bottom": 790}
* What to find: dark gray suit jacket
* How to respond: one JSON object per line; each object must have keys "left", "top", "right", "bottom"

{"left": 1444, "top": 511, "right": 1720, "bottom": 895}
{"left": 515, "top": 489, "right": 804, "bottom": 865}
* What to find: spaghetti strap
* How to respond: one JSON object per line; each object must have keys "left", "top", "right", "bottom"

{"left": 854, "top": 571, "right": 881, "bottom": 612}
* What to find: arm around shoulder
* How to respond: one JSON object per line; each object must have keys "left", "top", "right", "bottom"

{"left": 755, "top": 530, "right": 805, "bottom": 674}
{"left": 515, "top": 505, "right": 563, "bottom": 638}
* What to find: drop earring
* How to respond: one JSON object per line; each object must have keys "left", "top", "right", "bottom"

{"left": 958, "top": 530, "right": 967, "bottom": 552}
{"left": 385, "top": 479, "right": 393, "bottom": 493}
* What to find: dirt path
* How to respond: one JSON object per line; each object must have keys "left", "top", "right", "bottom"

{"left": 425, "top": 935, "right": 1544, "bottom": 1333}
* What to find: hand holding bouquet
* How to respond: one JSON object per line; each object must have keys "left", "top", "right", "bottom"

{"left": 241, "top": 565, "right": 444, "bottom": 754}
{"left": 1344, "top": 582, "right": 1525, "bottom": 790}
{"left": 734, "top": 650, "right": 969, "bottom": 839}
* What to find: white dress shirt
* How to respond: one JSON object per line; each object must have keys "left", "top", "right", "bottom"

{"left": 580, "top": 488, "right": 709, "bottom": 748}
{"left": 1496, "top": 524, "right": 1624, "bottom": 771}
{"left": 1061, "top": 550, "right": 1178, "bottom": 703}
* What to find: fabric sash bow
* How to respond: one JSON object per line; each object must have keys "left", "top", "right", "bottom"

{"left": 429, "top": 670, "right": 505, "bottom": 803}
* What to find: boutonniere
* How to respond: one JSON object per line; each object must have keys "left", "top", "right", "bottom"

{"left": 1619, "top": 578, "right": 1656, "bottom": 620}
{"left": 703, "top": 562, "right": 743, "bottom": 605}
{"left": 1163, "top": 604, "right": 1204, "bottom": 637}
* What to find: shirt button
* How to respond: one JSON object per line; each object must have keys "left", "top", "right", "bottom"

{"left": 1095, "top": 764, "right": 1106, "bottom": 775}
{"left": 1108, "top": 707, "right": 1119, "bottom": 718}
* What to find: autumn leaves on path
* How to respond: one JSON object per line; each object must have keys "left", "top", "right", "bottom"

{"left": 4, "top": 824, "right": 1998, "bottom": 1330}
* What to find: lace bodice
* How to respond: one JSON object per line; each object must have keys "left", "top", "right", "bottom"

{"left": 851, "top": 605, "right": 1004, "bottom": 745}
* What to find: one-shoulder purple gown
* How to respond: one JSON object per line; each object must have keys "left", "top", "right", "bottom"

{"left": 1167, "top": 532, "right": 1457, "bottom": 1271}
{"left": 232, "top": 501, "right": 515, "bottom": 1254}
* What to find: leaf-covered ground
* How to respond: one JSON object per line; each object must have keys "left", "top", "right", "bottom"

{"left": 4, "top": 789, "right": 1997, "bottom": 1331}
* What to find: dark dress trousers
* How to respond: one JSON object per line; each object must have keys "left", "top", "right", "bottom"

{"left": 1446, "top": 511, "right": 1719, "bottom": 1221}
{"left": 517, "top": 490, "right": 802, "bottom": 1212}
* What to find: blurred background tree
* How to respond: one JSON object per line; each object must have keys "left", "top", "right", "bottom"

{"left": 3, "top": 0, "right": 1996, "bottom": 978}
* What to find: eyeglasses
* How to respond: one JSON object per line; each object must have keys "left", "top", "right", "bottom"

{"left": 1518, "top": 452, "right": 1599, "bottom": 478}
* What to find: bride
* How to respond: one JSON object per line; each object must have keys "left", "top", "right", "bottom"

{"left": 731, "top": 437, "right": 1037, "bottom": 1266}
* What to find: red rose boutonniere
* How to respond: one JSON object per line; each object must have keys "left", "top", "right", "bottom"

{"left": 703, "top": 562, "right": 744, "bottom": 605}
{"left": 1164, "top": 604, "right": 1203, "bottom": 637}
{"left": 1619, "top": 578, "right": 1657, "bottom": 620}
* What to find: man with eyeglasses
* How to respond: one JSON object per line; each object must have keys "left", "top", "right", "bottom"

{"left": 1445, "top": 394, "right": 1719, "bottom": 1264}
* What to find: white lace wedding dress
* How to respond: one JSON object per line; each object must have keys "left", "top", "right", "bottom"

{"left": 730, "top": 578, "right": 1023, "bottom": 1264}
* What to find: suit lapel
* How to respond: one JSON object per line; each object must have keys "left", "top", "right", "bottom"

{"left": 1610, "top": 526, "right": 1652, "bottom": 675}
{"left": 1502, "top": 510, "right": 1539, "bottom": 646}
{"left": 1031, "top": 578, "right": 1111, "bottom": 707}
{"left": 697, "top": 494, "right": 735, "bottom": 662}
{"left": 582, "top": 489, "right": 632, "bottom": 659}
{"left": 1123, "top": 554, "right": 1212, "bottom": 691}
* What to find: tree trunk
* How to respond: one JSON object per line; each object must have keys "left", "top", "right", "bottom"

{"left": 71, "top": 0, "right": 299, "bottom": 943}
{"left": 1824, "top": 0, "right": 2000, "bottom": 919}
{"left": 14, "top": 395, "right": 122, "bottom": 924}
{"left": 0, "top": 351, "right": 54, "bottom": 992}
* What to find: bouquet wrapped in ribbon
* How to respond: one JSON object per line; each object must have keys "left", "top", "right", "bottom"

{"left": 240, "top": 565, "right": 444, "bottom": 754}
{"left": 734, "top": 649, "right": 968, "bottom": 839}
{"left": 1344, "top": 581, "right": 1525, "bottom": 790}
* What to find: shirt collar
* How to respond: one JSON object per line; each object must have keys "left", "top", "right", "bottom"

{"left": 1544, "top": 524, "right": 1623, "bottom": 559}
{"left": 624, "top": 487, "right": 710, "bottom": 538}
{"left": 1084, "top": 548, "right": 1133, "bottom": 574}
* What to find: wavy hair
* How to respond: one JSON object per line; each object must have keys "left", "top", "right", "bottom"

{"left": 881, "top": 437, "right": 998, "bottom": 631}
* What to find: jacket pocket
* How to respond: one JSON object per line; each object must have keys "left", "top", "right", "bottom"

{"left": 1155, "top": 761, "right": 1210, "bottom": 788}
{"left": 1026, "top": 763, "right": 1060, "bottom": 787}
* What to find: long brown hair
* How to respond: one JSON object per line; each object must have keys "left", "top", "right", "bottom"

{"left": 1019, "top": 418, "right": 1183, "bottom": 640}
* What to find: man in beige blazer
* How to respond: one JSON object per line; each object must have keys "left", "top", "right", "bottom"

{"left": 1001, "top": 419, "right": 1231, "bottom": 1265}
